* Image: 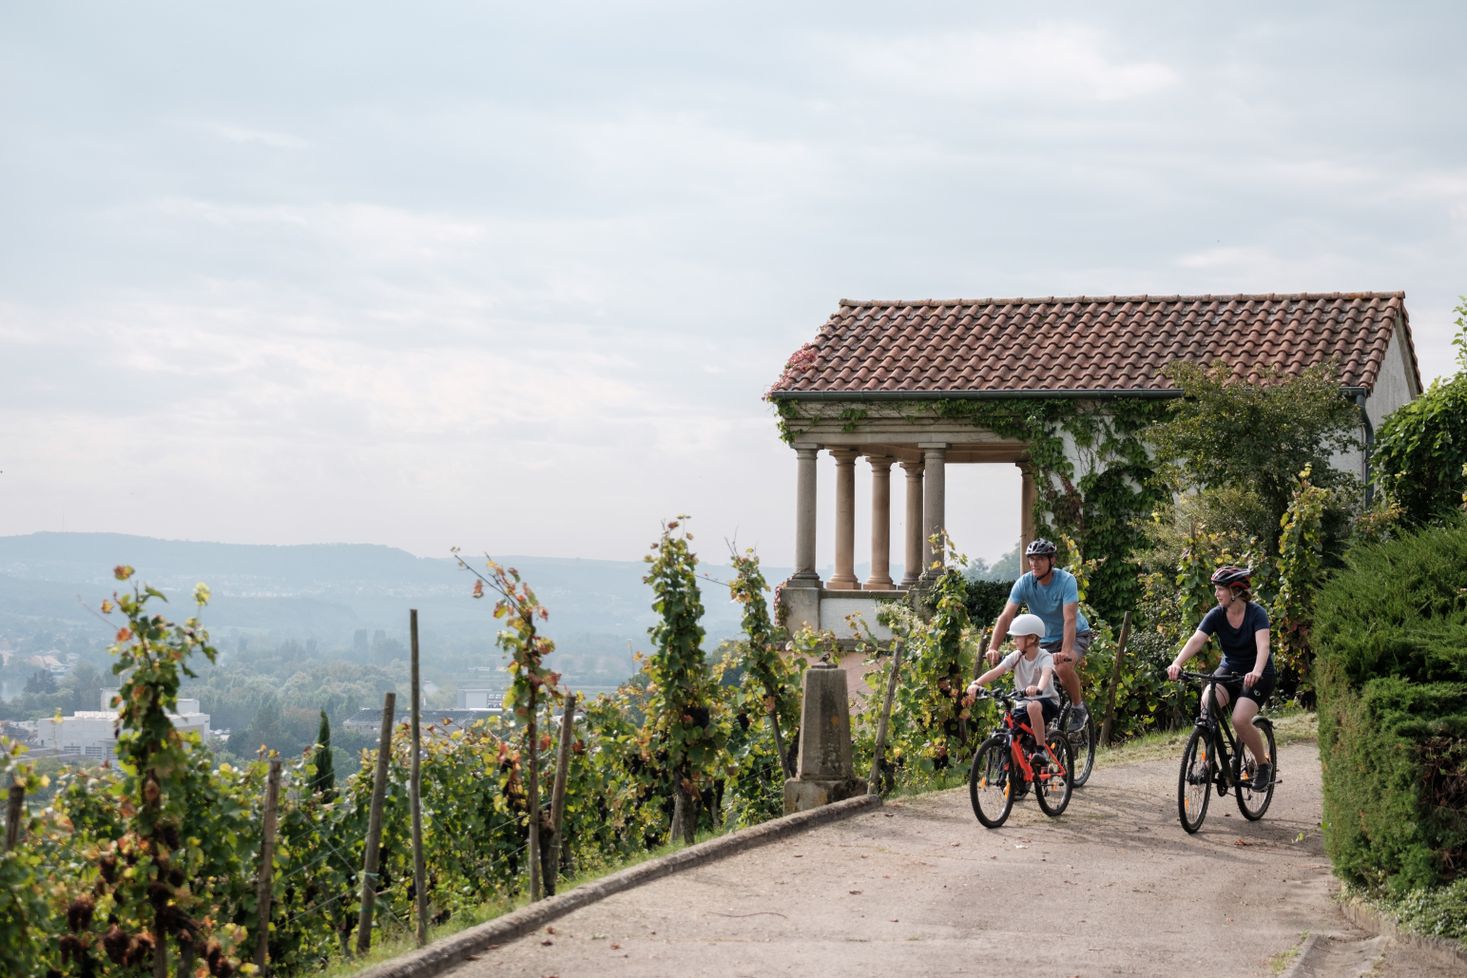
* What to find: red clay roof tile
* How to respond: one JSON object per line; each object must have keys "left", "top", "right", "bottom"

{"left": 769, "top": 292, "right": 1418, "bottom": 397}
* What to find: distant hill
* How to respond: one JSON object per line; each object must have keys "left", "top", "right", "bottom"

{"left": 0, "top": 533, "right": 793, "bottom": 681}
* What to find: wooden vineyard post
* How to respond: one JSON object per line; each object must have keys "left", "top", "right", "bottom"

{"left": 409, "top": 610, "right": 428, "bottom": 947}
{"left": 972, "top": 628, "right": 989, "bottom": 679}
{"left": 1099, "top": 611, "right": 1133, "bottom": 748}
{"left": 527, "top": 681, "right": 542, "bottom": 902}
{"left": 356, "top": 691, "right": 396, "bottom": 955}
{"left": 867, "top": 644, "right": 906, "bottom": 795}
{"left": 255, "top": 758, "right": 282, "bottom": 973}
{"left": 5, "top": 782, "right": 23, "bottom": 850}
{"left": 545, "top": 692, "right": 578, "bottom": 897}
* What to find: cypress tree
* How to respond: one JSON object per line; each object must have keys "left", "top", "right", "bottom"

{"left": 311, "top": 709, "right": 336, "bottom": 798}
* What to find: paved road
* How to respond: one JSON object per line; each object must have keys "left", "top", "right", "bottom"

{"left": 444, "top": 741, "right": 1453, "bottom": 977}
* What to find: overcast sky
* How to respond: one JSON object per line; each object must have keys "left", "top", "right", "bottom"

{"left": 2, "top": 1, "right": 1464, "bottom": 574}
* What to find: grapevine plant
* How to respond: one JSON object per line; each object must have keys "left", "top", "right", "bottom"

{"left": 717, "top": 547, "right": 805, "bottom": 826}
{"left": 640, "top": 518, "right": 725, "bottom": 843}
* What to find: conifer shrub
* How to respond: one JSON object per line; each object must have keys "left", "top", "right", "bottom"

{"left": 1315, "top": 520, "right": 1467, "bottom": 894}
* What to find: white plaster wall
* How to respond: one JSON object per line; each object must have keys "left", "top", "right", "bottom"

{"left": 1366, "top": 327, "right": 1421, "bottom": 429}
{"left": 818, "top": 594, "right": 898, "bottom": 641}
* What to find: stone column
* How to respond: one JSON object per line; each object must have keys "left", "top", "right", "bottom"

{"left": 865, "top": 454, "right": 894, "bottom": 589}
{"left": 790, "top": 446, "right": 821, "bottom": 586}
{"left": 919, "top": 443, "right": 947, "bottom": 581}
{"left": 827, "top": 449, "right": 860, "bottom": 590}
{"left": 899, "top": 459, "right": 924, "bottom": 588}
{"left": 1019, "top": 461, "right": 1037, "bottom": 555}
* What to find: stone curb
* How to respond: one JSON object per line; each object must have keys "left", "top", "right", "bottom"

{"left": 1339, "top": 894, "right": 1467, "bottom": 971}
{"left": 351, "top": 794, "right": 883, "bottom": 978}
{"left": 1274, "top": 932, "right": 1320, "bottom": 978}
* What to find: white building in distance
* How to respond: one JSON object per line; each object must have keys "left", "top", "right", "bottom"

{"left": 19, "top": 690, "right": 212, "bottom": 762}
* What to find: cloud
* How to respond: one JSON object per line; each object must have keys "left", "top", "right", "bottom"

{"left": 830, "top": 23, "right": 1180, "bottom": 103}
{"left": 1174, "top": 246, "right": 1277, "bottom": 272}
{"left": 190, "top": 121, "right": 310, "bottom": 151}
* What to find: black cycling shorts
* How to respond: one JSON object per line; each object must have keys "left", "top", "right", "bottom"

{"left": 1011, "top": 698, "right": 1060, "bottom": 730}
{"left": 1212, "top": 664, "right": 1276, "bottom": 706}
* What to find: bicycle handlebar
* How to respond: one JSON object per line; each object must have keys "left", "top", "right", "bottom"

{"left": 1174, "top": 669, "right": 1245, "bottom": 687}
{"left": 971, "top": 688, "right": 1049, "bottom": 706}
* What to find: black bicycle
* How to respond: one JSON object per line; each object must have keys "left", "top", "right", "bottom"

{"left": 1174, "top": 670, "right": 1277, "bottom": 833}
{"left": 968, "top": 690, "right": 1074, "bottom": 828}
{"left": 1050, "top": 678, "right": 1096, "bottom": 788}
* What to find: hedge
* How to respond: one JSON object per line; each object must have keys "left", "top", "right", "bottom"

{"left": 1315, "top": 520, "right": 1467, "bottom": 893}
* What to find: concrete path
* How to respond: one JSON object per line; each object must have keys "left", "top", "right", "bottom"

{"left": 441, "top": 741, "right": 1458, "bottom": 978}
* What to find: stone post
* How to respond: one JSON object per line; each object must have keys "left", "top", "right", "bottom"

{"left": 784, "top": 663, "right": 866, "bottom": 813}
{"left": 899, "top": 459, "right": 923, "bottom": 588}
{"left": 865, "top": 454, "right": 894, "bottom": 589}
{"left": 828, "top": 449, "right": 860, "bottom": 590}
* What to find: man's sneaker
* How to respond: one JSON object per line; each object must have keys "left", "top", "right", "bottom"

{"left": 1067, "top": 704, "right": 1089, "bottom": 732}
{"left": 1252, "top": 762, "right": 1272, "bottom": 788}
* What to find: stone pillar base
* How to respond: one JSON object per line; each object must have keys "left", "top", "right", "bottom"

{"left": 780, "top": 582, "right": 821, "bottom": 633}
{"left": 783, "top": 777, "right": 868, "bottom": 815}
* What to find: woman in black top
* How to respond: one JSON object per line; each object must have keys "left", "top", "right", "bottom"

{"left": 1167, "top": 566, "right": 1276, "bottom": 785}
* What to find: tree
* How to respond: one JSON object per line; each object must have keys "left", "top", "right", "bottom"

{"left": 23, "top": 670, "right": 56, "bottom": 696}
{"left": 1371, "top": 296, "right": 1467, "bottom": 526}
{"left": 1146, "top": 360, "right": 1361, "bottom": 550}
{"left": 311, "top": 709, "right": 336, "bottom": 798}
{"left": 966, "top": 543, "right": 1020, "bottom": 582}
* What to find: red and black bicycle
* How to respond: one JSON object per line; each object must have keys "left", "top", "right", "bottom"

{"left": 967, "top": 690, "right": 1074, "bottom": 828}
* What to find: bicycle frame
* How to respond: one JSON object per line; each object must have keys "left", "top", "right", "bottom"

{"left": 1185, "top": 672, "right": 1247, "bottom": 789}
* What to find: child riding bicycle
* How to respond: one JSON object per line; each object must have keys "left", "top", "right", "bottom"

{"left": 966, "top": 613, "right": 1060, "bottom": 765}
{"left": 1166, "top": 565, "right": 1276, "bottom": 785}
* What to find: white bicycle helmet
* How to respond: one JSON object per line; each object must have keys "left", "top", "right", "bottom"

{"left": 1008, "top": 613, "right": 1046, "bottom": 639}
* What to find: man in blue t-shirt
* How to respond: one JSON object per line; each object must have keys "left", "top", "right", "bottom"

{"left": 986, "top": 538, "right": 1093, "bottom": 731}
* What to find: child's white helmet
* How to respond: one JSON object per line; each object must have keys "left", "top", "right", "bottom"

{"left": 1008, "top": 613, "right": 1047, "bottom": 639}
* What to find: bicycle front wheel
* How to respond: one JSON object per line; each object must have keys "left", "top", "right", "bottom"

{"left": 969, "top": 735, "right": 1015, "bottom": 828}
{"left": 1178, "top": 725, "right": 1212, "bottom": 833}
{"left": 1235, "top": 718, "right": 1277, "bottom": 821}
{"left": 1035, "top": 734, "right": 1074, "bottom": 817}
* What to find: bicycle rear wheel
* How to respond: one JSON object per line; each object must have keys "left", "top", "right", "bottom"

{"left": 1235, "top": 718, "right": 1277, "bottom": 821}
{"left": 969, "top": 736, "right": 1015, "bottom": 828}
{"left": 1178, "top": 725, "right": 1212, "bottom": 833}
{"left": 1035, "top": 734, "right": 1074, "bottom": 817}
{"left": 1064, "top": 710, "right": 1096, "bottom": 788}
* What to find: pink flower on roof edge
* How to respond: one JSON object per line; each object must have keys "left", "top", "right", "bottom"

{"left": 765, "top": 342, "right": 821, "bottom": 398}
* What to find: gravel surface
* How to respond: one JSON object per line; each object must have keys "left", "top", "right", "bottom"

{"left": 441, "top": 740, "right": 1457, "bottom": 978}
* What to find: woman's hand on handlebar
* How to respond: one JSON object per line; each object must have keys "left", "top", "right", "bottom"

{"left": 1166, "top": 661, "right": 1183, "bottom": 681}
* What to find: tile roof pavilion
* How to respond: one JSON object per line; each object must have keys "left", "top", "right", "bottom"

{"left": 768, "top": 292, "right": 1419, "bottom": 398}
{"left": 768, "top": 291, "right": 1423, "bottom": 634}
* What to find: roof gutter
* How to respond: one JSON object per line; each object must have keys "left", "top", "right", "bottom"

{"left": 773, "top": 386, "right": 1370, "bottom": 401}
